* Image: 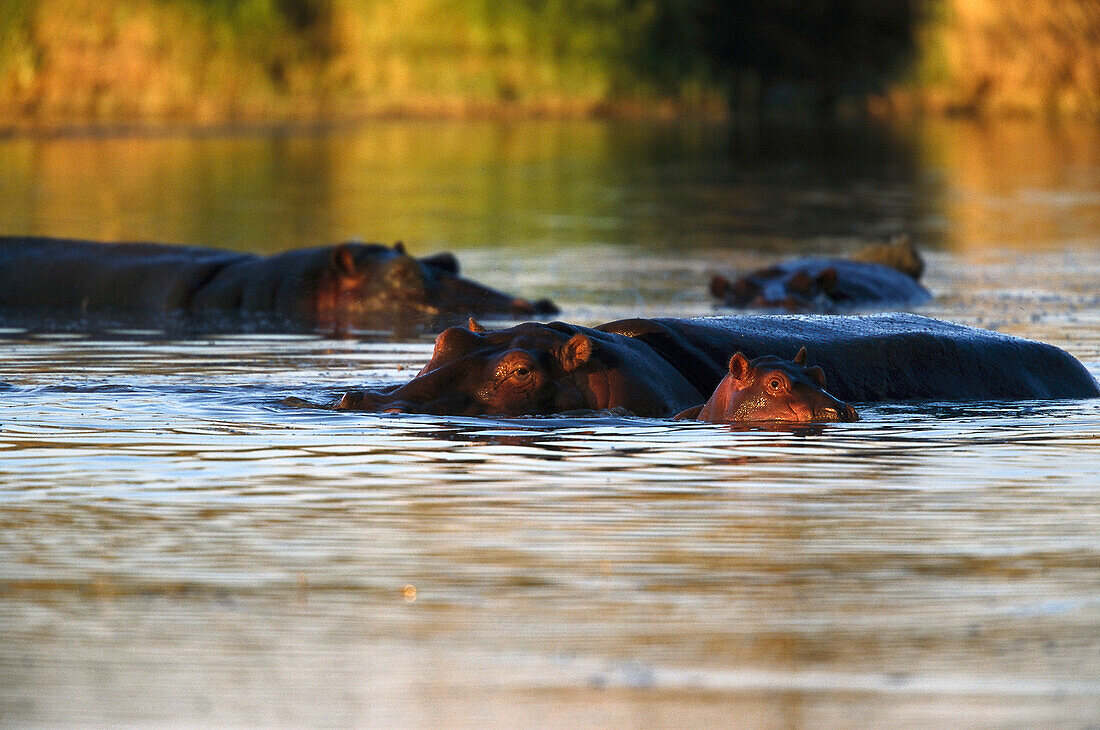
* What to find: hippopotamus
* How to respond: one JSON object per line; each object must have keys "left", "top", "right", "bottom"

{"left": 674, "top": 347, "right": 859, "bottom": 424}
{"left": 710, "top": 236, "right": 932, "bottom": 312}
{"left": 0, "top": 236, "right": 557, "bottom": 332}
{"left": 337, "top": 313, "right": 1099, "bottom": 418}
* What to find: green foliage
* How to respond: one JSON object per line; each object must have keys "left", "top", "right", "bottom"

{"left": 0, "top": 0, "right": 34, "bottom": 33}
{"left": 0, "top": 0, "right": 35, "bottom": 60}
{"left": 0, "top": 0, "right": 949, "bottom": 123}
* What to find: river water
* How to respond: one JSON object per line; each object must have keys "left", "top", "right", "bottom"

{"left": 1, "top": 120, "right": 1098, "bottom": 727}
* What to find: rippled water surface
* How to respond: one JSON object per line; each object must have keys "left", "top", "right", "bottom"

{"left": 1, "top": 120, "right": 1099, "bottom": 727}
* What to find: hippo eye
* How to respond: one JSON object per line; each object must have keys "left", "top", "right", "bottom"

{"left": 514, "top": 366, "right": 531, "bottom": 378}
{"left": 767, "top": 377, "right": 784, "bottom": 392}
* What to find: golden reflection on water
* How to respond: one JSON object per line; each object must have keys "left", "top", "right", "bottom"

{"left": 2, "top": 119, "right": 1099, "bottom": 258}
{"left": 1, "top": 123, "right": 645, "bottom": 251}
{"left": 917, "top": 120, "right": 1100, "bottom": 251}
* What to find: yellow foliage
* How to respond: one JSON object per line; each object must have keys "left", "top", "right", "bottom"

{"left": 906, "top": 0, "right": 1100, "bottom": 118}
{"left": 2, "top": 0, "right": 1098, "bottom": 128}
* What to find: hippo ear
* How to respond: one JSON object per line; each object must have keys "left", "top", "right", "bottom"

{"left": 420, "top": 251, "right": 460, "bottom": 274}
{"left": 793, "top": 346, "right": 807, "bottom": 365}
{"left": 433, "top": 326, "right": 483, "bottom": 356}
{"left": 816, "top": 267, "right": 839, "bottom": 296}
{"left": 560, "top": 333, "right": 592, "bottom": 372}
{"left": 331, "top": 244, "right": 357, "bottom": 276}
{"left": 734, "top": 278, "right": 760, "bottom": 299}
{"left": 808, "top": 365, "right": 827, "bottom": 387}
{"left": 468, "top": 318, "right": 486, "bottom": 333}
{"left": 393, "top": 241, "right": 407, "bottom": 255}
{"left": 786, "top": 271, "right": 816, "bottom": 297}
{"left": 710, "top": 275, "right": 731, "bottom": 299}
{"left": 711, "top": 275, "right": 759, "bottom": 305}
{"left": 728, "top": 352, "right": 751, "bottom": 383}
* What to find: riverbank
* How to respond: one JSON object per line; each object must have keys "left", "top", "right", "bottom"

{"left": 881, "top": 0, "right": 1100, "bottom": 119}
{"left": 0, "top": 0, "right": 719, "bottom": 131}
{"left": 1, "top": 0, "right": 1097, "bottom": 132}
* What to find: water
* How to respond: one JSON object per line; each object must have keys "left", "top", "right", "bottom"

{"left": 1, "top": 119, "right": 1099, "bottom": 727}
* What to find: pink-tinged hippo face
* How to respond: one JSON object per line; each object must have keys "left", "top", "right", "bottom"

{"left": 683, "top": 346, "right": 859, "bottom": 424}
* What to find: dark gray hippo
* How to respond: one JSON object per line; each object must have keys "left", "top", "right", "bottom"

{"left": 711, "top": 236, "right": 932, "bottom": 312}
{"left": 337, "top": 313, "right": 1099, "bottom": 417}
{"left": 0, "top": 236, "right": 557, "bottom": 333}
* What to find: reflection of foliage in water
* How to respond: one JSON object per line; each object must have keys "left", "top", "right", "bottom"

{"left": 0, "top": 120, "right": 925, "bottom": 252}
{"left": 2, "top": 117, "right": 1098, "bottom": 258}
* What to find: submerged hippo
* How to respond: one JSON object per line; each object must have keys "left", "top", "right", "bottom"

{"left": 674, "top": 347, "right": 859, "bottom": 424}
{"left": 711, "top": 236, "right": 931, "bottom": 312}
{"left": 0, "top": 236, "right": 557, "bottom": 332}
{"left": 337, "top": 313, "right": 1099, "bottom": 418}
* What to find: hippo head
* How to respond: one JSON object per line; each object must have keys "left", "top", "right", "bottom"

{"left": 317, "top": 242, "right": 557, "bottom": 326}
{"left": 337, "top": 319, "right": 706, "bottom": 417}
{"left": 685, "top": 347, "right": 859, "bottom": 424}
{"left": 711, "top": 267, "right": 841, "bottom": 311}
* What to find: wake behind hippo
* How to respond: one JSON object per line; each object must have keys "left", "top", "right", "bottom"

{"left": 337, "top": 313, "right": 1099, "bottom": 419}
{"left": 711, "top": 236, "right": 932, "bottom": 312}
{"left": 0, "top": 236, "right": 557, "bottom": 333}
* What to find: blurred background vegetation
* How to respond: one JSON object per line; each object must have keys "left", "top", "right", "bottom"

{"left": 0, "top": 0, "right": 1097, "bottom": 128}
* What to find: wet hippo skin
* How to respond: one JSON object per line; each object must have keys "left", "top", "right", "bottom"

{"left": 711, "top": 236, "right": 932, "bottom": 312}
{"left": 0, "top": 236, "right": 557, "bottom": 332}
{"left": 673, "top": 347, "right": 860, "bottom": 424}
{"left": 338, "top": 313, "right": 1100, "bottom": 417}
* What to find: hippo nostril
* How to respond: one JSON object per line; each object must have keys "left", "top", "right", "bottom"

{"left": 816, "top": 404, "right": 859, "bottom": 423}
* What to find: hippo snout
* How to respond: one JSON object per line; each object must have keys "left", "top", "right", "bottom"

{"left": 817, "top": 403, "right": 860, "bottom": 422}
{"left": 509, "top": 297, "right": 560, "bottom": 316}
{"left": 336, "top": 390, "right": 414, "bottom": 413}
{"left": 532, "top": 298, "right": 560, "bottom": 315}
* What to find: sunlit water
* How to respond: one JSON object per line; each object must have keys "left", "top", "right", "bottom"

{"left": 1, "top": 120, "right": 1099, "bottom": 727}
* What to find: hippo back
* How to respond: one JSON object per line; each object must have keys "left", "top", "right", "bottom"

{"left": 774, "top": 258, "right": 932, "bottom": 306}
{"left": 0, "top": 236, "right": 247, "bottom": 315}
{"left": 0, "top": 236, "right": 557, "bottom": 333}
{"left": 601, "top": 313, "right": 1099, "bottom": 402}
